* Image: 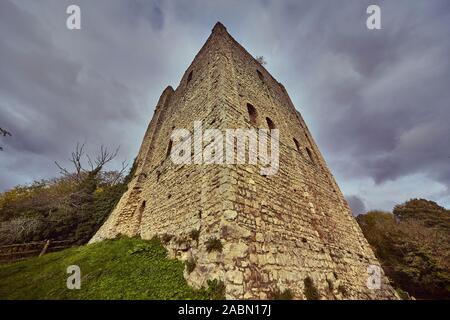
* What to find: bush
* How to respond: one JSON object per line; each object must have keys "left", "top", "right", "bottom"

{"left": 205, "top": 279, "right": 226, "bottom": 300}
{"left": 303, "top": 277, "right": 320, "bottom": 300}
{"left": 186, "top": 257, "right": 196, "bottom": 274}
{"left": 160, "top": 234, "right": 173, "bottom": 244}
{"left": 270, "top": 288, "right": 293, "bottom": 300}
{"left": 205, "top": 237, "right": 222, "bottom": 253}
{"left": 396, "top": 288, "right": 412, "bottom": 300}
{"left": 189, "top": 229, "right": 200, "bottom": 243}
{"left": 0, "top": 158, "right": 137, "bottom": 246}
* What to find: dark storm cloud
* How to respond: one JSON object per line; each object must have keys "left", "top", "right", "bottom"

{"left": 0, "top": 0, "right": 170, "bottom": 190}
{"left": 253, "top": 0, "right": 450, "bottom": 209}
{"left": 346, "top": 195, "right": 367, "bottom": 216}
{"left": 0, "top": 0, "right": 449, "bottom": 210}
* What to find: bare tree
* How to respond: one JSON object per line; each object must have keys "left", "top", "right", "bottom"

{"left": 0, "top": 217, "right": 46, "bottom": 244}
{"left": 97, "top": 161, "right": 129, "bottom": 185}
{"left": 55, "top": 143, "right": 126, "bottom": 183}
{"left": 86, "top": 145, "right": 120, "bottom": 175}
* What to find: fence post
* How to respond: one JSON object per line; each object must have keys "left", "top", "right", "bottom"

{"left": 39, "top": 240, "right": 51, "bottom": 257}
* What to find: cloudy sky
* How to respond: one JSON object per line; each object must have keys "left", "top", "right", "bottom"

{"left": 1, "top": 0, "right": 449, "bottom": 214}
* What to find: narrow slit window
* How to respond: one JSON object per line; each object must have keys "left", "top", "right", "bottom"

{"left": 306, "top": 147, "right": 315, "bottom": 164}
{"left": 293, "top": 138, "right": 301, "bottom": 153}
{"left": 166, "top": 140, "right": 173, "bottom": 158}
{"left": 257, "top": 70, "right": 264, "bottom": 82}
{"left": 247, "top": 103, "right": 258, "bottom": 126}
{"left": 187, "top": 70, "right": 193, "bottom": 84}
{"left": 266, "top": 117, "right": 275, "bottom": 130}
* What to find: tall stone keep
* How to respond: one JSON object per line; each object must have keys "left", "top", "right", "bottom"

{"left": 91, "top": 22, "right": 396, "bottom": 300}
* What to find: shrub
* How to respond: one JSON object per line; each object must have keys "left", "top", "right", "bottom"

{"left": 189, "top": 229, "right": 200, "bottom": 243}
{"left": 270, "top": 288, "right": 293, "bottom": 300}
{"left": 205, "top": 237, "right": 222, "bottom": 253}
{"left": 303, "top": 277, "right": 320, "bottom": 300}
{"left": 206, "top": 279, "right": 226, "bottom": 300}
{"left": 160, "top": 234, "right": 173, "bottom": 244}
{"left": 396, "top": 288, "right": 412, "bottom": 300}
{"left": 186, "top": 257, "right": 196, "bottom": 274}
{"left": 0, "top": 157, "right": 137, "bottom": 246}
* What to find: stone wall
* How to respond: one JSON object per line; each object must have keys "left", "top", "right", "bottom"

{"left": 91, "top": 22, "right": 397, "bottom": 300}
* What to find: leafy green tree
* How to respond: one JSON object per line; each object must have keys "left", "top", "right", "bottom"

{"left": 357, "top": 200, "right": 450, "bottom": 299}
{"left": 393, "top": 199, "right": 450, "bottom": 233}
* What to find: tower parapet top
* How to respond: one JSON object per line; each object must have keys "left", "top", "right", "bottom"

{"left": 212, "top": 21, "right": 227, "bottom": 33}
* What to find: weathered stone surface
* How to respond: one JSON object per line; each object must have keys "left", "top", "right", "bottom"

{"left": 90, "top": 22, "right": 397, "bottom": 300}
{"left": 255, "top": 233, "right": 264, "bottom": 242}
{"left": 224, "top": 209, "right": 238, "bottom": 220}
{"left": 226, "top": 270, "right": 244, "bottom": 284}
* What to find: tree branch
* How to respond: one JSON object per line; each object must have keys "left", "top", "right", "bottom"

{"left": 54, "top": 143, "right": 121, "bottom": 181}
{"left": 0, "top": 128, "right": 12, "bottom": 137}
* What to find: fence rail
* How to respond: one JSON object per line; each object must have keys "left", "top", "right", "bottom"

{"left": 0, "top": 239, "right": 76, "bottom": 263}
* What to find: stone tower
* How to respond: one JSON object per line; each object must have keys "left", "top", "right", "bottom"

{"left": 91, "top": 22, "right": 396, "bottom": 300}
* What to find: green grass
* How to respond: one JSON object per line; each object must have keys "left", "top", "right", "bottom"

{"left": 0, "top": 237, "right": 223, "bottom": 300}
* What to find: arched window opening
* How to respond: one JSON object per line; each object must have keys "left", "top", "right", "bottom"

{"left": 166, "top": 140, "right": 173, "bottom": 158}
{"left": 187, "top": 70, "right": 193, "bottom": 84}
{"left": 293, "top": 138, "right": 301, "bottom": 153}
{"left": 266, "top": 117, "right": 275, "bottom": 130}
{"left": 306, "top": 147, "right": 315, "bottom": 164}
{"left": 247, "top": 103, "right": 258, "bottom": 126}
{"left": 257, "top": 70, "right": 264, "bottom": 82}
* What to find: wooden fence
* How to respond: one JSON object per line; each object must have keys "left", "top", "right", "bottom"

{"left": 0, "top": 239, "right": 76, "bottom": 264}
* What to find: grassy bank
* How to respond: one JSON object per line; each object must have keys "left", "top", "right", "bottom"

{"left": 0, "top": 237, "right": 223, "bottom": 300}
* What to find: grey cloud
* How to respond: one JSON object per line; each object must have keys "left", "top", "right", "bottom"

{"left": 346, "top": 195, "right": 367, "bottom": 216}
{"left": 0, "top": 0, "right": 449, "bottom": 210}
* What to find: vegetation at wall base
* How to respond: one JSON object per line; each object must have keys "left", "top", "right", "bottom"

{"left": 0, "top": 236, "right": 224, "bottom": 300}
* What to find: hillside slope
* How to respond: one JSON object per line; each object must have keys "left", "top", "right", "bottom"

{"left": 0, "top": 237, "right": 223, "bottom": 300}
